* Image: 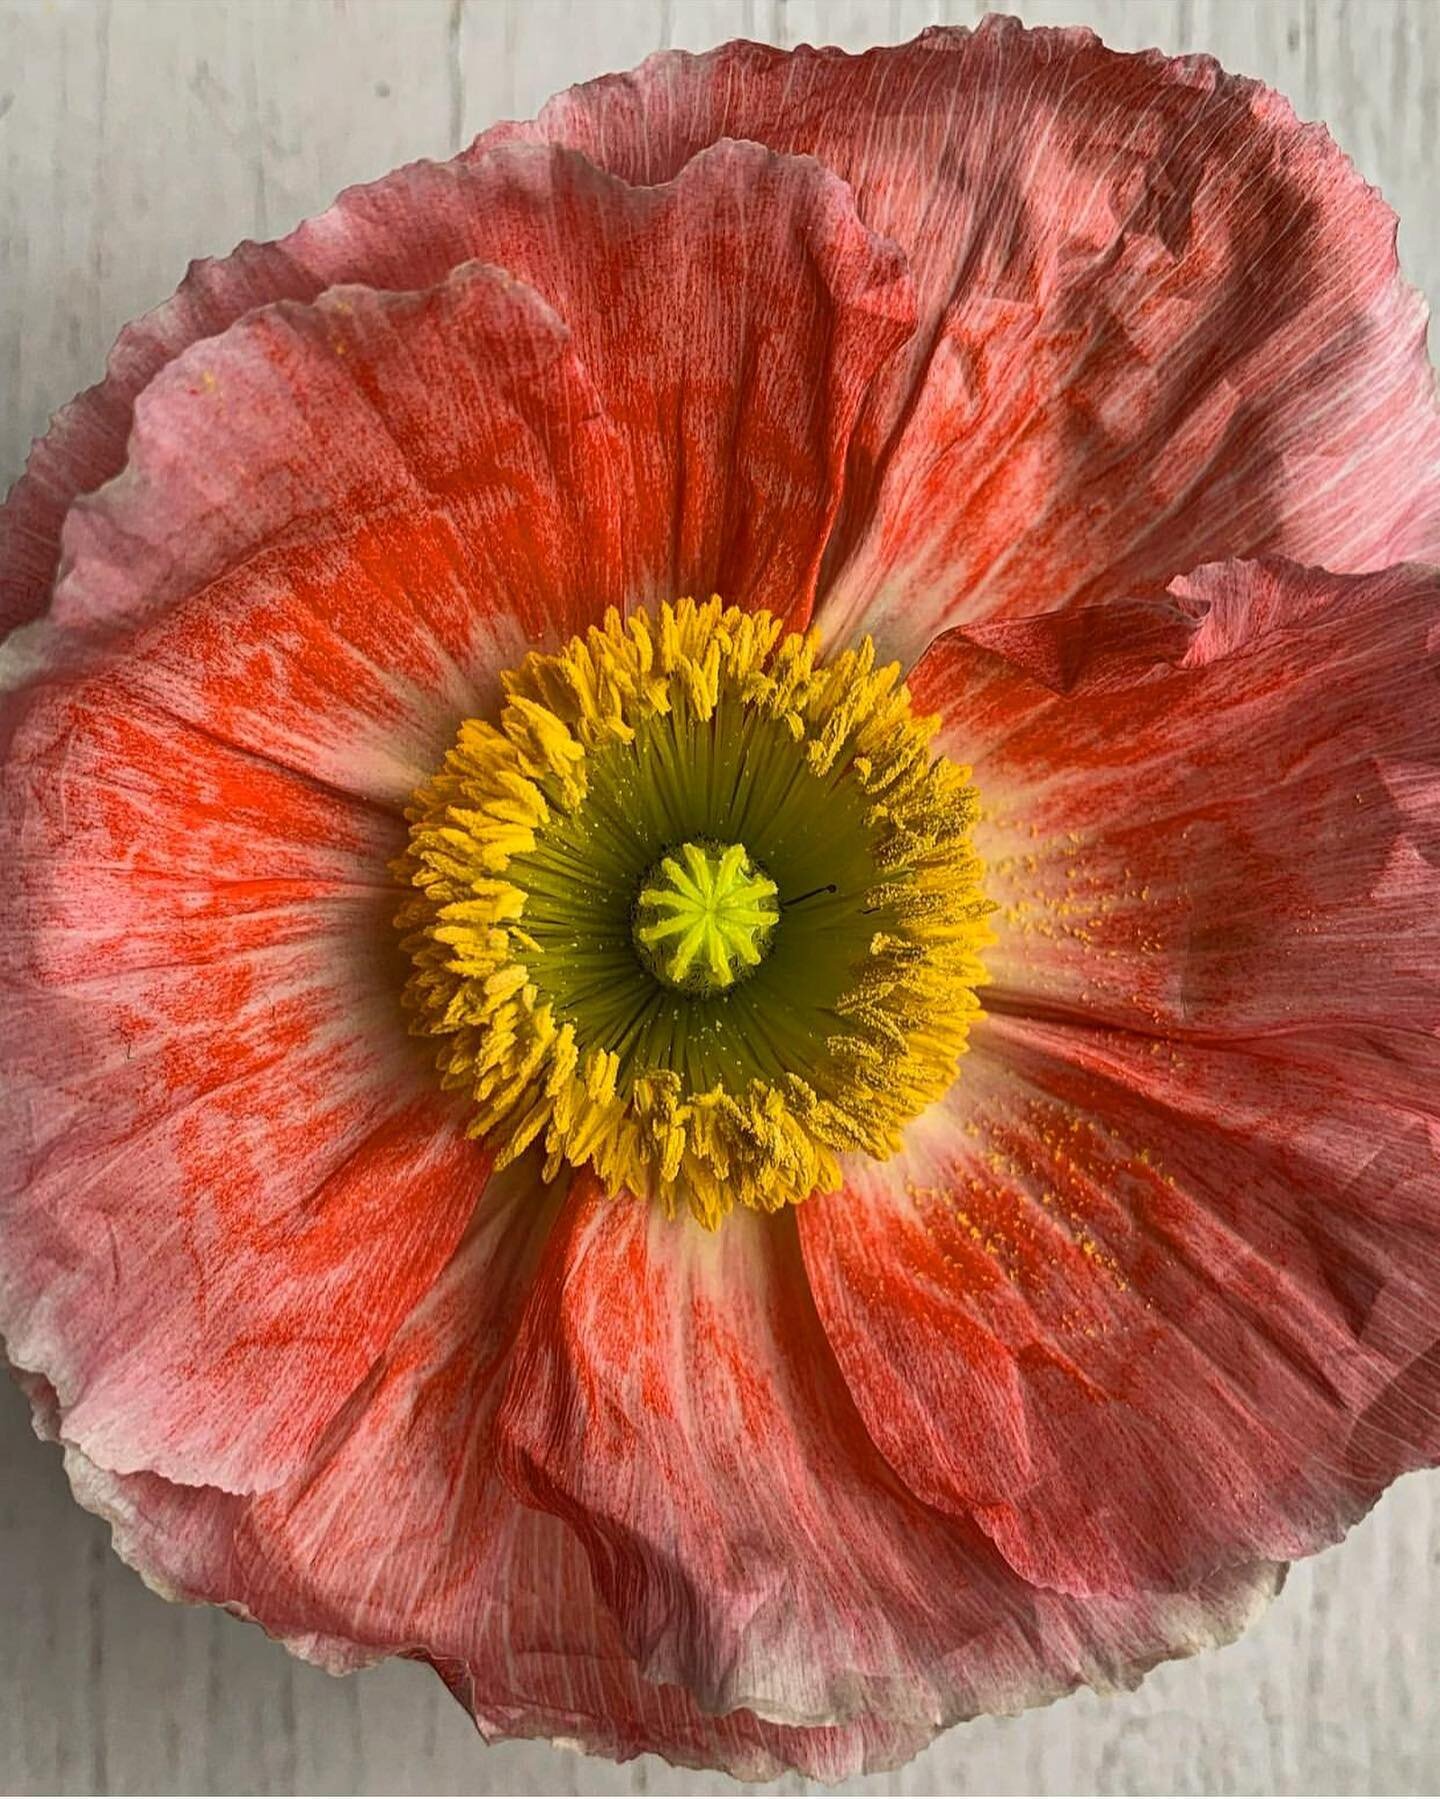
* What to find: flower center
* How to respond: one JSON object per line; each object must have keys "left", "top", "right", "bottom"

{"left": 396, "top": 599, "right": 993, "bottom": 1228}
{"left": 633, "top": 841, "right": 779, "bottom": 994}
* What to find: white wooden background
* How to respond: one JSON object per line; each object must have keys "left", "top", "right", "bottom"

{"left": 2, "top": 0, "right": 1438, "bottom": 1792}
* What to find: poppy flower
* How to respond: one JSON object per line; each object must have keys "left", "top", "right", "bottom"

{"left": 4, "top": 16, "right": 1440, "bottom": 1782}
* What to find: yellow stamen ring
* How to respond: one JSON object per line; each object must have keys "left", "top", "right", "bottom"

{"left": 396, "top": 599, "right": 993, "bottom": 1228}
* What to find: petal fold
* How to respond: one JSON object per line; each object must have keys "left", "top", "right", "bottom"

{"left": 5, "top": 141, "right": 914, "bottom": 658}
{"left": 44, "top": 1162, "right": 1281, "bottom": 1777}
{"left": 489, "top": 19, "right": 1440, "bottom": 658}
{"left": 807, "top": 557, "right": 1440, "bottom": 1596}
{"left": 26, "top": 1166, "right": 1016, "bottom": 1780}
{"left": 21, "top": 261, "right": 624, "bottom": 803}
{"left": 494, "top": 1178, "right": 1281, "bottom": 1732}
{"left": 911, "top": 559, "right": 1440, "bottom": 1041}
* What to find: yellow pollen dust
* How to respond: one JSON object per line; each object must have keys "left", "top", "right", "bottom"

{"left": 395, "top": 598, "right": 994, "bottom": 1228}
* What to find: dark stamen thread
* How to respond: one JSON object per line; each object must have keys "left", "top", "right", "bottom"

{"left": 783, "top": 883, "right": 837, "bottom": 908}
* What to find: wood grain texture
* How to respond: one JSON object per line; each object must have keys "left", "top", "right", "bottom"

{"left": 1, "top": 0, "right": 1438, "bottom": 1792}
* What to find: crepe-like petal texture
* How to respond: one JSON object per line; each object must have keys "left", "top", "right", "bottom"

{"left": 33, "top": 267, "right": 618, "bottom": 801}
{"left": 17, "top": 142, "right": 913, "bottom": 799}
{"left": 0, "top": 669, "right": 489, "bottom": 1490}
{"left": 494, "top": 1181, "right": 1279, "bottom": 1735}
{"left": 2, "top": 136, "right": 913, "bottom": 648}
{"left": 2, "top": 16, "right": 1438, "bottom": 1783}
{"left": 35, "top": 1164, "right": 950, "bottom": 1779}
{"left": 31, "top": 140, "right": 913, "bottom": 769}
{"left": 6, "top": 19, "right": 1437, "bottom": 659}
{"left": 0, "top": 138, "right": 910, "bottom": 1492}
{"left": 486, "top": 18, "right": 1440, "bottom": 659}
{"left": 50, "top": 1162, "right": 1281, "bottom": 1777}
{"left": 923, "top": 560, "right": 1440, "bottom": 1040}
{"left": 802, "top": 561, "right": 1440, "bottom": 1595}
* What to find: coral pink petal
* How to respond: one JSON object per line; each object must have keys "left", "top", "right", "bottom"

{"left": 910, "top": 559, "right": 1440, "bottom": 1042}
{"left": 386, "top": 140, "right": 915, "bottom": 629}
{"left": 41, "top": 1165, "right": 973, "bottom": 1779}
{"left": 0, "top": 672, "right": 490, "bottom": 1491}
{"left": 804, "top": 1016, "right": 1440, "bottom": 1597}
{"left": 493, "top": 1179, "right": 1280, "bottom": 1736}
{"left": 4, "top": 141, "right": 912, "bottom": 651}
{"left": 24, "top": 262, "right": 628, "bottom": 805}
{"left": 12, "top": 145, "right": 912, "bottom": 813}
{"left": 802, "top": 558, "right": 1440, "bottom": 1595}
{"left": 488, "top": 19, "right": 1440, "bottom": 660}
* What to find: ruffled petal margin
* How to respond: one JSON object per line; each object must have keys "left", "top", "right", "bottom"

{"left": 12, "top": 21, "right": 1434, "bottom": 667}
{"left": 493, "top": 1180, "right": 1282, "bottom": 1745}
{"left": 16, "top": 1161, "right": 1283, "bottom": 1779}
{"left": 3, "top": 139, "right": 913, "bottom": 651}
{"left": 488, "top": 18, "right": 1440, "bottom": 660}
